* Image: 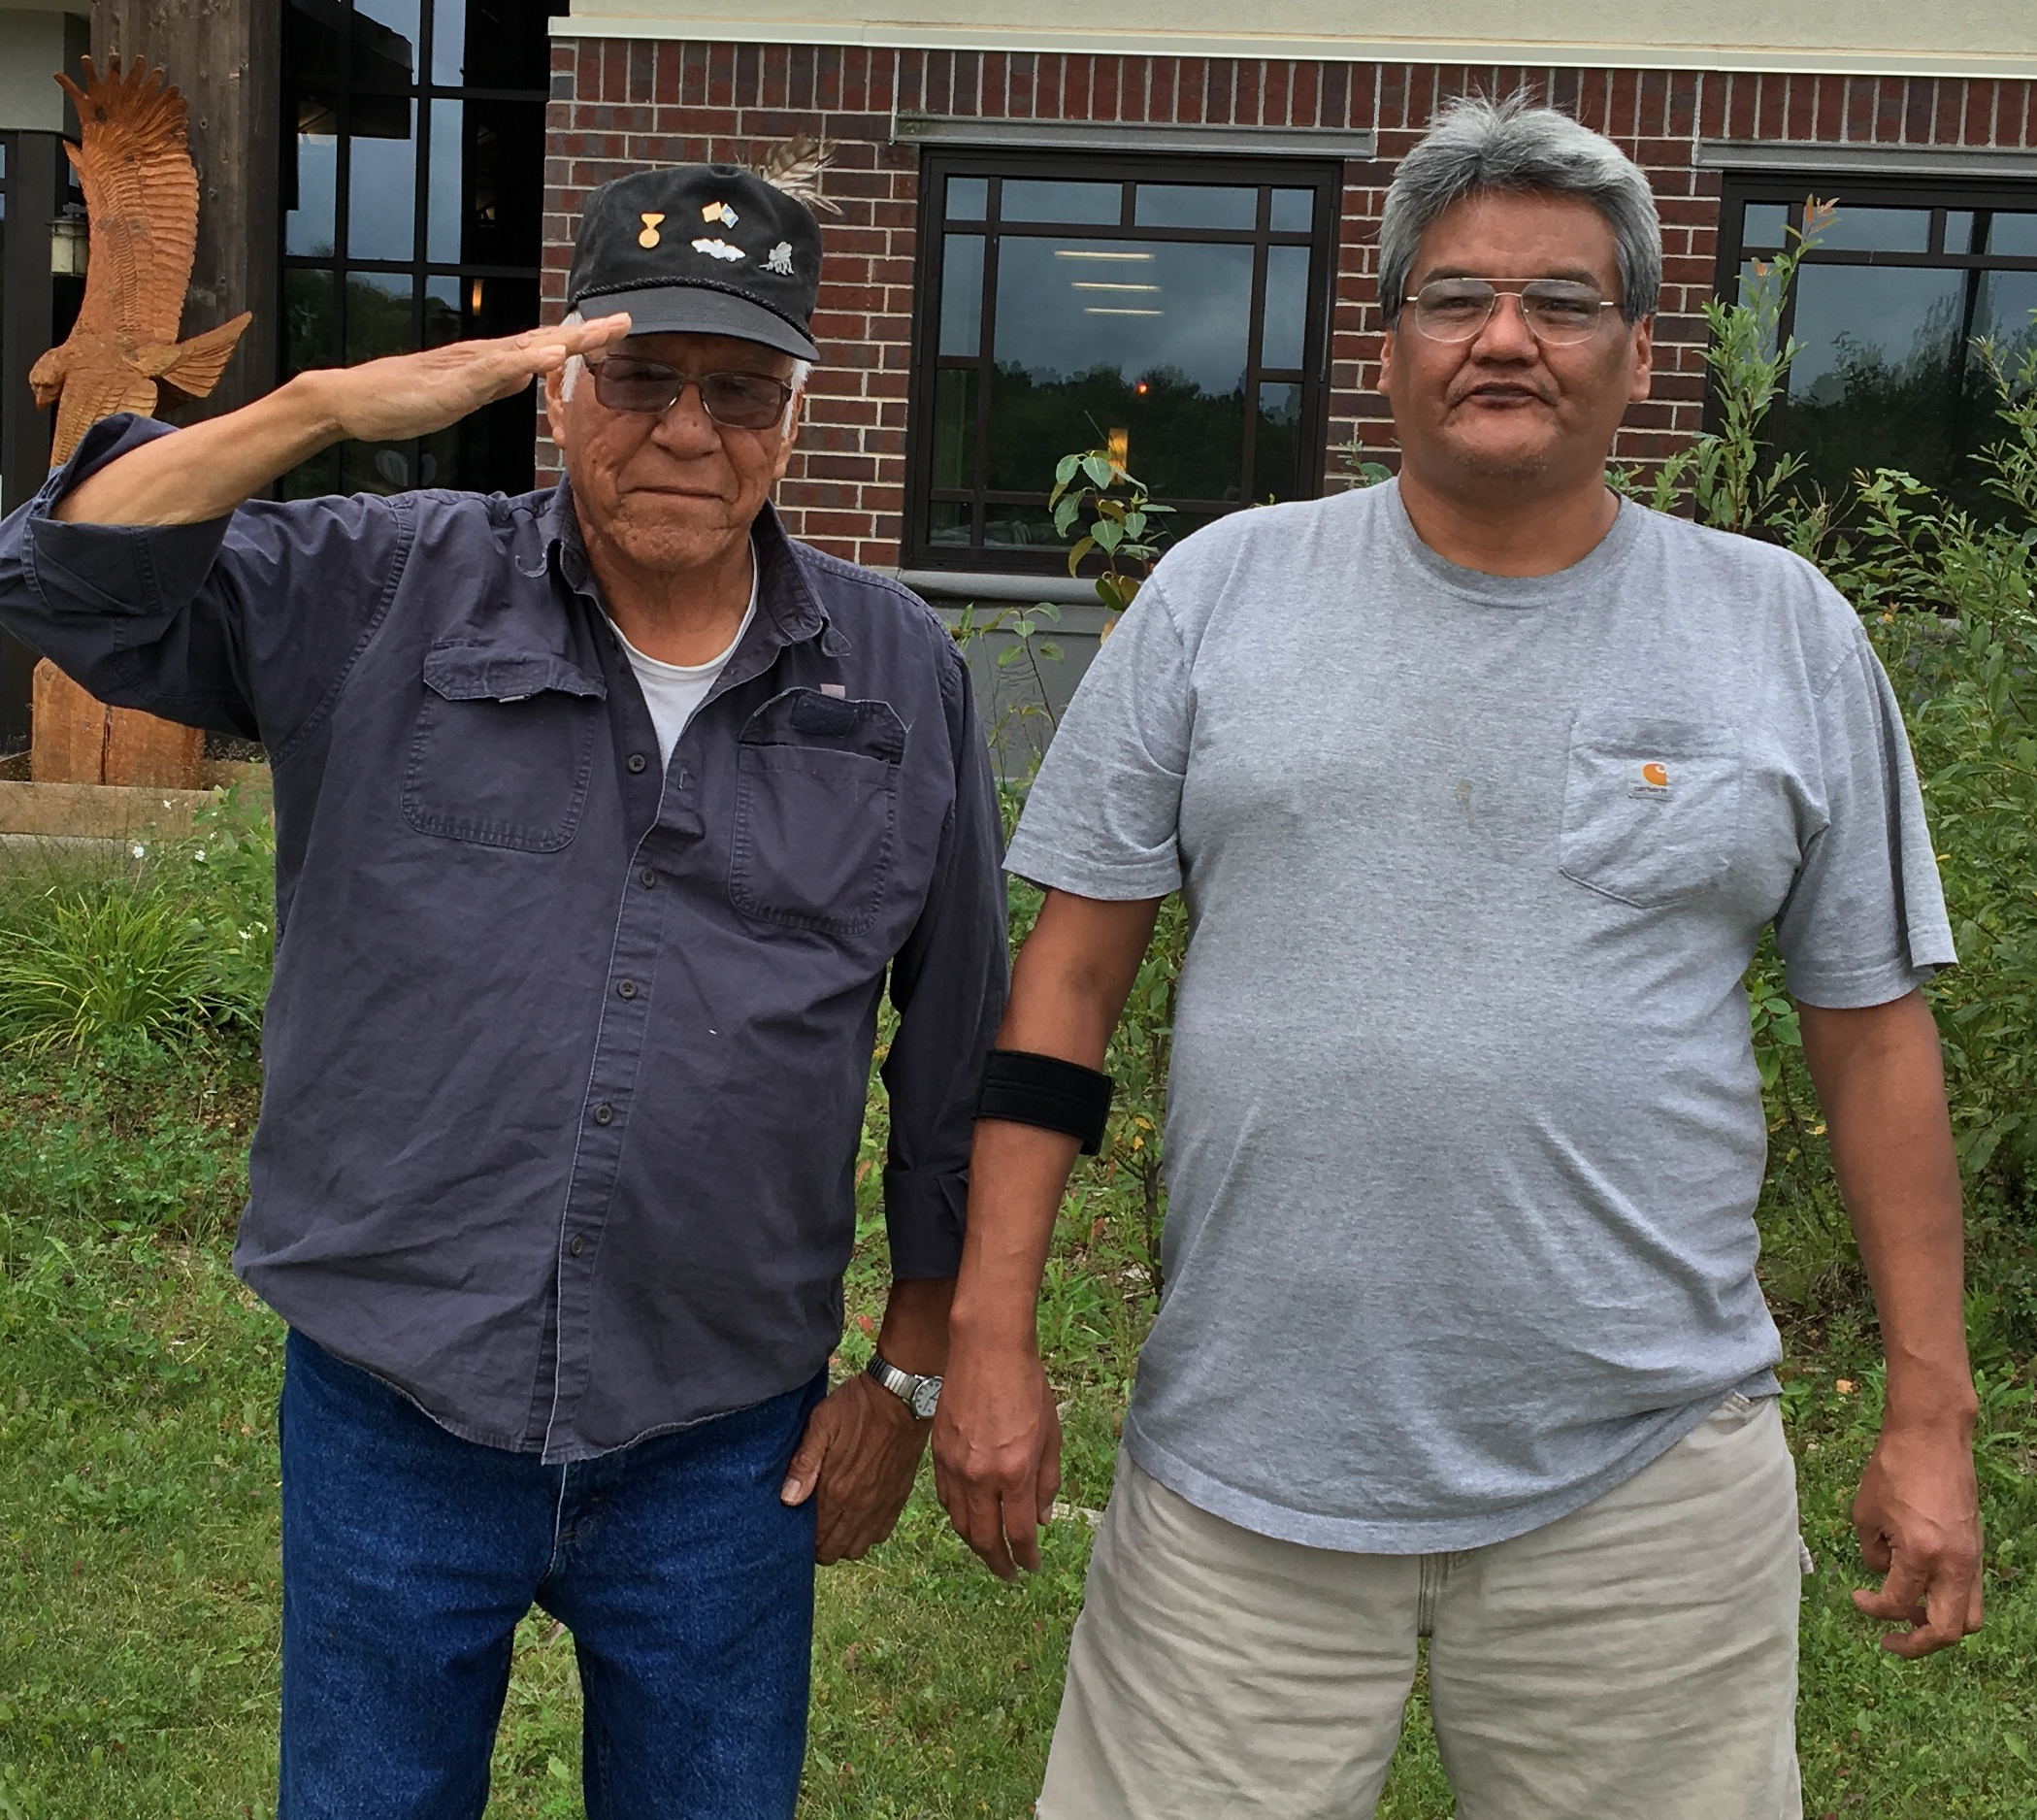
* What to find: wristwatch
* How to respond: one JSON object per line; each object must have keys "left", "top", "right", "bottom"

{"left": 866, "top": 1349, "right": 942, "bottom": 1419}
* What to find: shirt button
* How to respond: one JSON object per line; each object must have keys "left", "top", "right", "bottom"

{"left": 616, "top": 979, "right": 638, "bottom": 1000}
{"left": 569, "top": 1234, "right": 585, "bottom": 1257}
{"left": 627, "top": 753, "right": 647, "bottom": 774}
{"left": 592, "top": 1103, "right": 614, "bottom": 1126}
{"left": 640, "top": 868, "right": 656, "bottom": 888}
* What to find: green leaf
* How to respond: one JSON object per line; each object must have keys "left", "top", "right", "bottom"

{"left": 1082, "top": 453, "right": 1114, "bottom": 489}
{"left": 1094, "top": 521, "right": 1124, "bottom": 553}
{"left": 1066, "top": 536, "right": 1097, "bottom": 575}
{"left": 1055, "top": 453, "right": 1082, "bottom": 486}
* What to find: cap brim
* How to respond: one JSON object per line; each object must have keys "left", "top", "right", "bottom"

{"left": 577, "top": 283, "right": 819, "bottom": 362}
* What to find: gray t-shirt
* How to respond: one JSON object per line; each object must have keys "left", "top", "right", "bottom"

{"left": 1005, "top": 481, "right": 1954, "bottom": 1553}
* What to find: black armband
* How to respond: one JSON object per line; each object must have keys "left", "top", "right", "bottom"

{"left": 974, "top": 1050, "right": 1116, "bottom": 1155}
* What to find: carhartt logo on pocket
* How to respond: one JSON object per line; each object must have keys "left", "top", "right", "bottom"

{"left": 1631, "top": 760, "right": 1671, "bottom": 800}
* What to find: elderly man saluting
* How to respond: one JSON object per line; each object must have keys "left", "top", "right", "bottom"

{"left": 0, "top": 160, "right": 1004, "bottom": 1818}
{"left": 936, "top": 97, "right": 1983, "bottom": 1819}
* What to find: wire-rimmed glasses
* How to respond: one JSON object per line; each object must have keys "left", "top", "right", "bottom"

{"left": 1402, "top": 279, "right": 1621, "bottom": 346}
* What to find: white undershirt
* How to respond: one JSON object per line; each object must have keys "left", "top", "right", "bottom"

{"left": 610, "top": 565, "right": 759, "bottom": 765}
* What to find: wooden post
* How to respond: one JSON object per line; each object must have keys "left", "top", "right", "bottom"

{"left": 91, "top": 0, "right": 278, "bottom": 416}
{"left": 28, "top": 2, "right": 274, "bottom": 787}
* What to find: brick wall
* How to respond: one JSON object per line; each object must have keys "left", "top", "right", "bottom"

{"left": 543, "top": 42, "right": 2037, "bottom": 564}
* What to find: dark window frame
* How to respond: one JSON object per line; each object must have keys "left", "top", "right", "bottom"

{"left": 279, "top": 0, "right": 556, "bottom": 497}
{"left": 903, "top": 148, "right": 1342, "bottom": 575}
{"left": 1708, "top": 172, "right": 2037, "bottom": 504}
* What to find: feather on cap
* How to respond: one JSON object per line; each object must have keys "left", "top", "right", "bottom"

{"left": 754, "top": 137, "right": 842, "bottom": 216}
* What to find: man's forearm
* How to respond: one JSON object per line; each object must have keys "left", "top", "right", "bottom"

{"left": 1799, "top": 992, "right": 1975, "bottom": 1426}
{"left": 56, "top": 373, "right": 345, "bottom": 528}
{"left": 876, "top": 1276, "right": 956, "bottom": 1376}
{"left": 948, "top": 890, "right": 1161, "bottom": 1350}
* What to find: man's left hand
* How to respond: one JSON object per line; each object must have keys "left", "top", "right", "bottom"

{"left": 1851, "top": 1417, "right": 1985, "bottom": 1657}
{"left": 780, "top": 1373, "right": 929, "bottom": 1565}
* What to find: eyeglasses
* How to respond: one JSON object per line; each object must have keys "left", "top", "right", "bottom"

{"left": 1401, "top": 279, "right": 1621, "bottom": 346}
{"left": 585, "top": 357, "right": 796, "bottom": 429}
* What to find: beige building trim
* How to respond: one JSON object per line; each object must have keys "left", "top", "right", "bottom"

{"left": 558, "top": 2, "right": 2037, "bottom": 81}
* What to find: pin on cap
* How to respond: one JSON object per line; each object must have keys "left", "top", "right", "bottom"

{"left": 567, "top": 140, "right": 840, "bottom": 363}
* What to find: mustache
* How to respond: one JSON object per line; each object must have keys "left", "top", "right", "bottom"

{"left": 1445, "top": 371, "right": 1558, "bottom": 408}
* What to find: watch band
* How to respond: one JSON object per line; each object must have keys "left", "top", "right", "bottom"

{"left": 866, "top": 1349, "right": 942, "bottom": 1419}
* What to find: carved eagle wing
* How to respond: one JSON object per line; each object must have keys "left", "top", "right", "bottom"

{"left": 54, "top": 56, "right": 201, "bottom": 349}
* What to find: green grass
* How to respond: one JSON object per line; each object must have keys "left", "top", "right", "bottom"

{"left": 0, "top": 1003, "right": 2031, "bottom": 1816}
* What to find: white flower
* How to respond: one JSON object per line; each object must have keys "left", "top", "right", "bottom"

{"left": 131, "top": 844, "right": 147, "bottom": 859}
{"left": 194, "top": 848, "right": 207, "bottom": 862}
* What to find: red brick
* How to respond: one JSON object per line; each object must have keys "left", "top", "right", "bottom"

{"left": 1844, "top": 78, "right": 1874, "bottom": 141}
{"left": 1933, "top": 79, "right": 1963, "bottom": 143}
{"left": 1875, "top": 77, "right": 1904, "bottom": 142}
{"left": 1033, "top": 53, "right": 1065, "bottom": 119}
{"left": 1064, "top": 54, "right": 1093, "bottom": 122}
{"left": 653, "top": 41, "right": 683, "bottom": 106}
{"left": 1666, "top": 72, "right": 1698, "bottom": 139}
{"left": 1379, "top": 64, "right": 1408, "bottom": 129}
{"left": 1904, "top": 79, "right": 1934, "bottom": 144}
{"left": 1965, "top": 82, "right": 1995, "bottom": 145}
{"left": 1265, "top": 60, "right": 1292, "bottom": 127}
{"left": 1293, "top": 60, "right": 1320, "bottom": 128}
{"left": 1781, "top": 76, "right": 1814, "bottom": 142}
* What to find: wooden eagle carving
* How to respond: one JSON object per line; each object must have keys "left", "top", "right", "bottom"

{"left": 29, "top": 55, "right": 253, "bottom": 464}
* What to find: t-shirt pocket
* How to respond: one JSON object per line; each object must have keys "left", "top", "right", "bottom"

{"left": 1559, "top": 715, "right": 1744, "bottom": 909}
{"left": 402, "top": 640, "right": 607, "bottom": 852}
{"left": 729, "top": 688, "right": 905, "bottom": 938}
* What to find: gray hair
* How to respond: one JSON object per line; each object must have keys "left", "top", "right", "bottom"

{"left": 1378, "top": 94, "right": 1661, "bottom": 327}
{"left": 557, "top": 310, "right": 813, "bottom": 429}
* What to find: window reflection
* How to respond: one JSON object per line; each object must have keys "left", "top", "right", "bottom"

{"left": 987, "top": 237, "right": 1255, "bottom": 501}
{"left": 1262, "top": 245, "right": 1308, "bottom": 370}
{"left": 1133, "top": 185, "right": 1256, "bottom": 230}
{"left": 347, "top": 102, "right": 416, "bottom": 261}
{"left": 1254, "top": 382, "right": 1302, "bottom": 502}
{"left": 1810, "top": 206, "right": 1929, "bottom": 254}
{"left": 1269, "top": 188, "right": 1313, "bottom": 234}
{"left": 281, "top": 0, "right": 553, "bottom": 496}
{"left": 287, "top": 109, "right": 339, "bottom": 256}
{"left": 938, "top": 236, "right": 983, "bottom": 356}
{"left": 915, "top": 164, "right": 1331, "bottom": 560}
{"left": 1001, "top": 180, "right": 1121, "bottom": 225}
{"left": 1987, "top": 214, "right": 2037, "bottom": 257}
{"left": 1742, "top": 203, "right": 1790, "bottom": 249}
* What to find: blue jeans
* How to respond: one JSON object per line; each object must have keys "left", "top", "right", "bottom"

{"left": 278, "top": 1329, "right": 824, "bottom": 1819}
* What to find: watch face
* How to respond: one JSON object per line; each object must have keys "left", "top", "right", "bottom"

{"left": 910, "top": 1375, "right": 942, "bottom": 1419}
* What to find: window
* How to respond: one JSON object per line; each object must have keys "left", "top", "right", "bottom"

{"left": 906, "top": 152, "right": 1340, "bottom": 570}
{"left": 1717, "top": 178, "right": 2037, "bottom": 520}
{"left": 279, "top": 0, "right": 560, "bottom": 499}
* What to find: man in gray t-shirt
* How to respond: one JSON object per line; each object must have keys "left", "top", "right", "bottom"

{"left": 933, "top": 98, "right": 1984, "bottom": 1820}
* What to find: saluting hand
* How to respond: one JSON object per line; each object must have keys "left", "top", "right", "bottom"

{"left": 308, "top": 314, "right": 635, "bottom": 447}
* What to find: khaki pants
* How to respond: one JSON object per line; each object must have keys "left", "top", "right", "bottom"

{"left": 1039, "top": 1395, "right": 1803, "bottom": 1820}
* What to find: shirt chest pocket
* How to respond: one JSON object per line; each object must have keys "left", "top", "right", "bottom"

{"left": 402, "top": 642, "right": 607, "bottom": 853}
{"left": 1559, "top": 716, "right": 1744, "bottom": 909}
{"left": 730, "top": 688, "right": 905, "bottom": 938}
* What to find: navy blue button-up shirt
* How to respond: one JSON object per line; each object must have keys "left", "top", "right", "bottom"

{"left": 0, "top": 415, "right": 1007, "bottom": 1461}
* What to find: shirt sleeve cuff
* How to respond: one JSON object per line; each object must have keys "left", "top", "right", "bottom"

{"left": 881, "top": 1167, "right": 967, "bottom": 1279}
{"left": 1784, "top": 954, "right": 1953, "bottom": 1009}
{"left": 23, "top": 414, "right": 234, "bottom": 619}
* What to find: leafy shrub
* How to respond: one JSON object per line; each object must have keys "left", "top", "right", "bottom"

{"left": 0, "top": 884, "right": 214, "bottom": 1054}
{"left": 0, "top": 785, "right": 276, "bottom": 1056}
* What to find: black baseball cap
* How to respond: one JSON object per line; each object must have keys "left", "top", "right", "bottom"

{"left": 567, "top": 165, "right": 823, "bottom": 362}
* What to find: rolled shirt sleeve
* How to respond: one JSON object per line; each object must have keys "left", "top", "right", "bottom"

{"left": 1773, "top": 618, "right": 1957, "bottom": 1008}
{"left": 1003, "top": 576, "right": 1195, "bottom": 900}
{"left": 0, "top": 413, "right": 410, "bottom": 752}
{"left": 877, "top": 634, "right": 1010, "bottom": 1277}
